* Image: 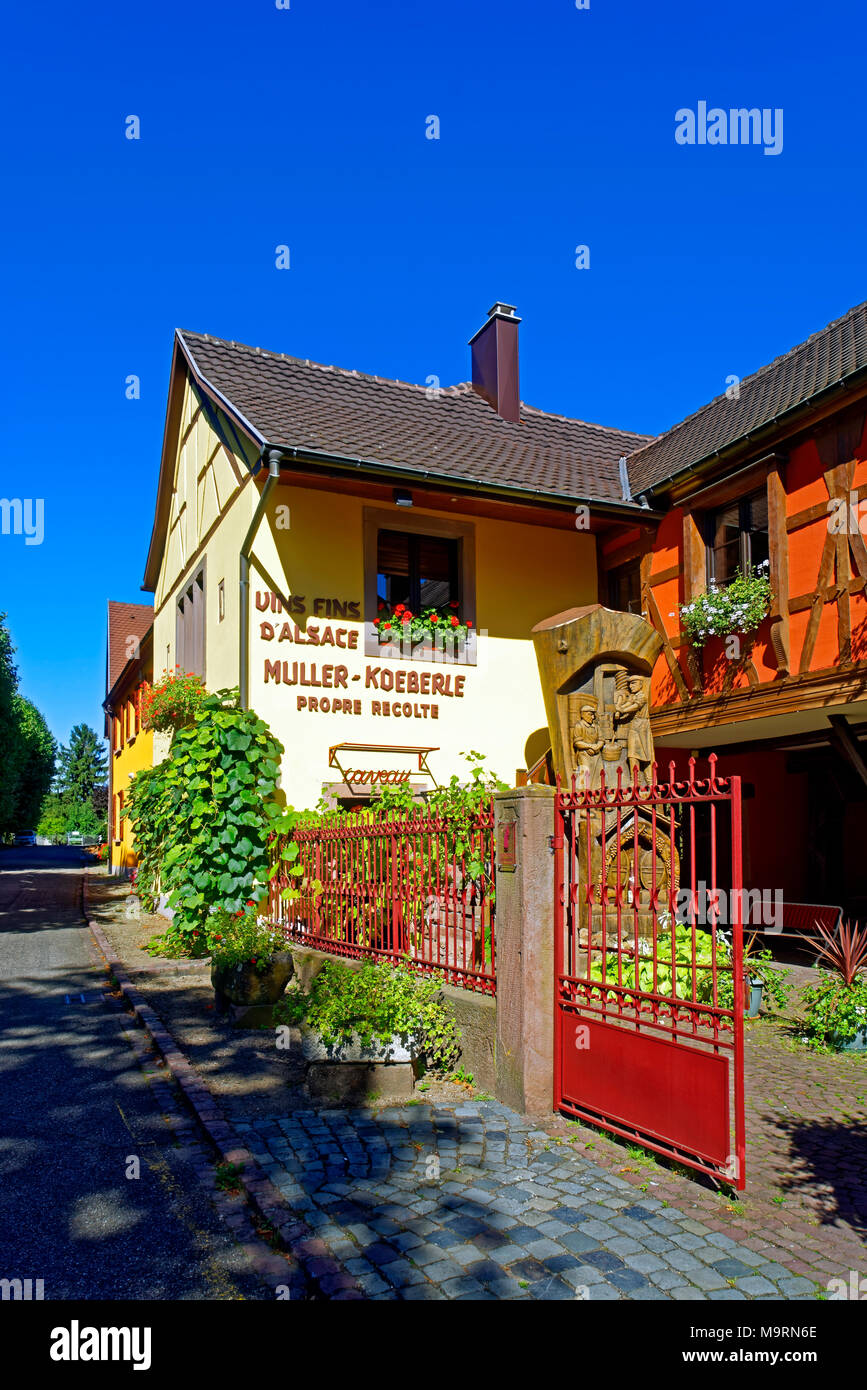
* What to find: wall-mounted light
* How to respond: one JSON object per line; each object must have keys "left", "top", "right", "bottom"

{"left": 394, "top": 488, "right": 413, "bottom": 507}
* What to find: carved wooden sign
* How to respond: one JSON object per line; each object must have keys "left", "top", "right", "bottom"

{"left": 531, "top": 605, "right": 664, "bottom": 788}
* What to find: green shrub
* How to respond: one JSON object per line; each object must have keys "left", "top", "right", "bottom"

{"left": 800, "top": 974, "right": 867, "bottom": 1049}
{"left": 273, "top": 959, "right": 461, "bottom": 1070}
{"left": 126, "top": 687, "right": 284, "bottom": 948}
{"left": 207, "top": 903, "right": 285, "bottom": 973}
{"left": 679, "top": 563, "right": 772, "bottom": 648}
{"left": 145, "top": 920, "right": 210, "bottom": 959}
{"left": 743, "top": 939, "right": 793, "bottom": 1013}
{"left": 588, "top": 919, "right": 735, "bottom": 1009}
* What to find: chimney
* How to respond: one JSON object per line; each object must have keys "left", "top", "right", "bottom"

{"left": 469, "top": 302, "right": 521, "bottom": 423}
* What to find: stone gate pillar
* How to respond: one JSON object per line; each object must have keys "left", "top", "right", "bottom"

{"left": 493, "top": 784, "right": 556, "bottom": 1116}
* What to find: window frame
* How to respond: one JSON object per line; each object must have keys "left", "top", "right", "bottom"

{"left": 705, "top": 490, "right": 769, "bottom": 587}
{"left": 362, "top": 507, "right": 477, "bottom": 664}
{"left": 606, "top": 559, "right": 643, "bottom": 615}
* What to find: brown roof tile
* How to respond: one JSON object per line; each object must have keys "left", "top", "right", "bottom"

{"left": 106, "top": 601, "right": 153, "bottom": 697}
{"left": 627, "top": 300, "right": 867, "bottom": 495}
{"left": 178, "top": 330, "right": 652, "bottom": 506}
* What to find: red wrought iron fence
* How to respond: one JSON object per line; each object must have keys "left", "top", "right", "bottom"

{"left": 554, "top": 756, "right": 745, "bottom": 1188}
{"left": 267, "top": 803, "right": 497, "bottom": 994}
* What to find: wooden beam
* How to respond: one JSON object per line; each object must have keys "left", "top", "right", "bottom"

{"left": 767, "top": 465, "right": 790, "bottom": 676}
{"left": 789, "top": 576, "right": 866, "bottom": 613}
{"left": 651, "top": 662, "right": 867, "bottom": 737}
{"left": 798, "top": 524, "right": 836, "bottom": 673}
{"left": 682, "top": 512, "right": 706, "bottom": 604}
{"left": 828, "top": 715, "right": 867, "bottom": 793}
{"left": 643, "top": 581, "right": 692, "bottom": 702}
{"left": 649, "top": 564, "right": 681, "bottom": 588}
{"left": 836, "top": 464, "right": 853, "bottom": 664}
{"left": 674, "top": 453, "right": 782, "bottom": 510}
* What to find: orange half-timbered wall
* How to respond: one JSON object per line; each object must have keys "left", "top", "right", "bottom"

{"left": 633, "top": 408, "right": 867, "bottom": 714}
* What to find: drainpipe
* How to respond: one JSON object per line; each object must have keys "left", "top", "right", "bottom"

{"left": 239, "top": 447, "right": 282, "bottom": 709}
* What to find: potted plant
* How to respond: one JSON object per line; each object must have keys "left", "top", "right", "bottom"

{"left": 679, "top": 561, "right": 772, "bottom": 649}
{"left": 141, "top": 668, "right": 207, "bottom": 733}
{"left": 799, "top": 919, "right": 867, "bottom": 1051}
{"left": 209, "top": 900, "right": 294, "bottom": 1014}
{"left": 274, "top": 958, "right": 462, "bottom": 1096}
{"left": 742, "top": 933, "right": 793, "bottom": 1017}
{"left": 374, "top": 602, "right": 473, "bottom": 648}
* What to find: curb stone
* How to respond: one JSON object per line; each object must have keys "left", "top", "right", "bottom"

{"left": 84, "top": 874, "right": 362, "bottom": 1301}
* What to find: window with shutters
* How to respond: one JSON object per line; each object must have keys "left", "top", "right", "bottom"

{"left": 176, "top": 565, "right": 206, "bottom": 679}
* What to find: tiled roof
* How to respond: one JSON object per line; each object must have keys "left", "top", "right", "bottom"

{"left": 627, "top": 301, "right": 867, "bottom": 495}
{"left": 106, "top": 601, "right": 152, "bottom": 698}
{"left": 177, "top": 330, "right": 652, "bottom": 506}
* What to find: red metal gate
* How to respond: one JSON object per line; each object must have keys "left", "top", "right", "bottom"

{"left": 553, "top": 755, "right": 745, "bottom": 1189}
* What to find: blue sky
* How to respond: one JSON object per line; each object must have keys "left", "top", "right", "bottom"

{"left": 1, "top": 0, "right": 864, "bottom": 746}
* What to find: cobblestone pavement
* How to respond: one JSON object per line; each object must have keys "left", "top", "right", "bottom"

{"left": 236, "top": 1101, "right": 823, "bottom": 1301}
{"left": 87, "top": 873, "right": 867, "bottom": 1301}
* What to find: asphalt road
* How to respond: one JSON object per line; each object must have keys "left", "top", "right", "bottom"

{"left": 0, "top": 846, "right": 270, "bottom": 1300}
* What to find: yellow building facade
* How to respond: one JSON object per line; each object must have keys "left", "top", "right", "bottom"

{"left": 104, "top": 606, "right": 154, "bottom": 873}
{"left": 142, "top": 314, "right": 654, "bottom": 804}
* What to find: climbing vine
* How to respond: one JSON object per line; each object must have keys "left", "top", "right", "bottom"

{"left": 126, "top": 687, "right": 285, "bottom": 942}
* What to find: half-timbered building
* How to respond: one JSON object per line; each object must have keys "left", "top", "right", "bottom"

{"left": 137, "top": 297, "right": 867, "bottom": 915}
{"left": 605, "top": 302, "right": 867, "bottom": 919}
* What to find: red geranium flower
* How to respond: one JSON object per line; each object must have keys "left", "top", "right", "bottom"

{"left": 430, "top": 614, "right": 439, "bottom": 623}
{"left": 402, "top": 612, "right": 412, "bottom": 623}
{"left": 382, "top": 621, "right": 392, "bottom": 630}
{"left": 466, "top": 620, "right": 473, "bottom": 629}
{"left": 450, "top": 616, "right": 459, "bottom": 628}
{"left": 394, "top": 603, "right": 405, "bottom": 614}
{"left": 377, "top": 601, "right": 385, "bottom": 611}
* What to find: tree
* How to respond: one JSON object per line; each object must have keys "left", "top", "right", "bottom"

{"left": 0, "top": 615, "right": 20, "bottom": 834}
{"left": 36, "top": 794, "right": 68, "bottom": 844}
{"left": 55, "top": 724, "right": 108, "bottom": 804}
{"left": 0, "top": 614, "right": 56, "bottom": 836}
{"left": 10, "top": 697, "right": 56, "bottom": 828}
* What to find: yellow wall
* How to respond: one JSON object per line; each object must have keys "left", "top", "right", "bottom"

{"left": 110, "top": 708, "right": 154, "bottom": 873}
{"left": 150, "top": 370, "right": 598, "bottom": 803}
{"left": 249, "top": 485, "right": 596, "bottom": 805}
{"left": 152, "top": 375, "right": 258, "bottom": 700}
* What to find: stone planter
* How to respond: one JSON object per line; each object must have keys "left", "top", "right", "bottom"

{"left": 211, "top": 951, "right": 294, "bottom": 1027}
{"left": 300, "top": 1026, "right": 418, "bottom": 1100}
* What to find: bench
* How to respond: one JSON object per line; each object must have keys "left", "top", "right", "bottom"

{"left": 746, "top": 900, "right": 842, "bottom": 951}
